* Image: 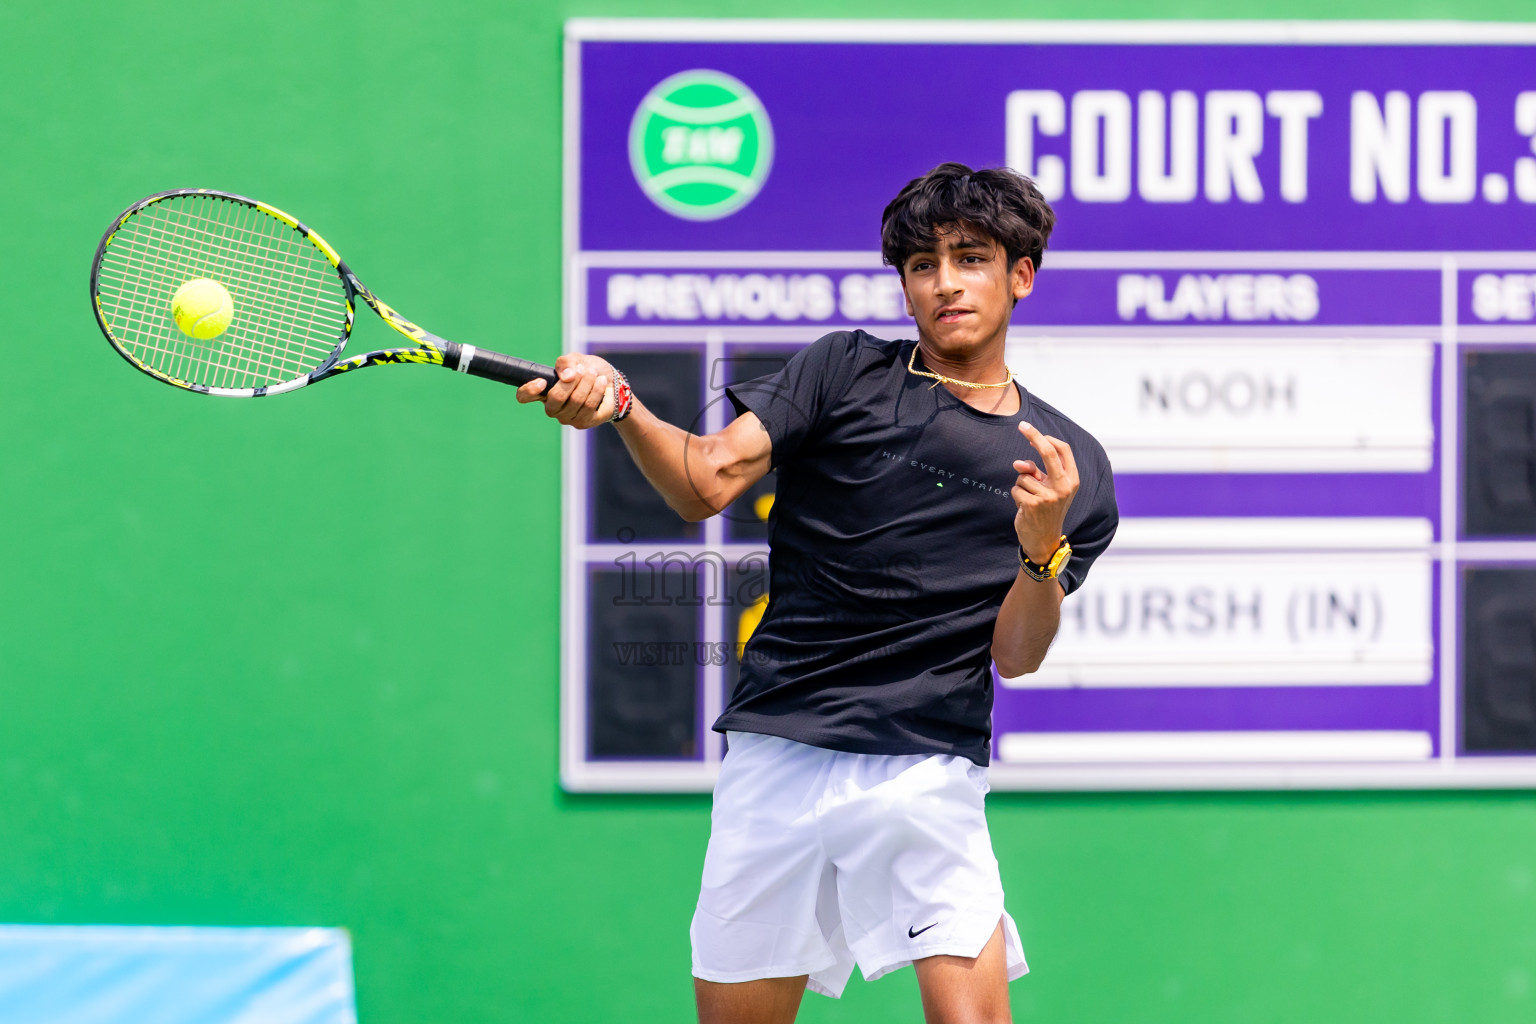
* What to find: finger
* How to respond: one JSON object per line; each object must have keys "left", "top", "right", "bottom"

{"left": 1055, "top": 436, "right": 1079, "bottom": 482}
{"left": 1012, "top": 459, "right": 1045, "bottom": 481}
{"left": 565, "top": 371, "right": 595, "bottom": 416}
{"left": 543, "top": 390, "right": 571, "bottom": 417}
{"left": 595, "top": 381, "right": 616, "bottom": 422}
{"left": 1014, "top": 474, "right": 1051, "bottom": 499}
{"left": 585, "top": 374, "right": 608, "bottom": 411}
{"left": 568, "top": 374, "right": 609, "bottom": 429}
{"left": 1019, "top": 421, "right": 1067, "bottom": 479}
{"left": 1033, "top": 433, "right": 1068, "bottom": 480}
{"left": 1018, "top": 421, "right": 1051, "bottom": 473}
{"left": 578, "top": 377, "right": 613, "bottom": 428}
{"left": 552, "top": 362, "right": 596, "bottom": 415}
{"left": 1039, "top": 438, "right": 1069, "bottom": 481}
{"left": 544, "top": 368, "right": 578, "bottom": 411}
{"left": 516, "top": 379, "right": 548, "bottom": 404}
{"left": 547, "top": 356, "right": 579, "bottom": 405}
{"left": 1012, "top": 483, "right": 1049, "bottom": 509}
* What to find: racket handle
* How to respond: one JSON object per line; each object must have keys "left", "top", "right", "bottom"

{"left": 451, "top": 344, "right": 559, "bottom": 390}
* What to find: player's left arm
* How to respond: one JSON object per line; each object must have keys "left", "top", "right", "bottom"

{"left": 991, "top": 423, "right": 1079, "bottom": 678}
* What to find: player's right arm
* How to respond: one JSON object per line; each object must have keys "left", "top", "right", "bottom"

{"left": 517, "top": 353, "right": 773, "bottom": 522}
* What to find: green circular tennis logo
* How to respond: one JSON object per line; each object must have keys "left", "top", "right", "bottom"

{"left": 629, "top": 70, "right": 774, "bottom": 221}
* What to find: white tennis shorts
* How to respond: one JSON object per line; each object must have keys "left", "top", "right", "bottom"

{"left": 691, "top": 731, "right": 1028, "bottom": 998}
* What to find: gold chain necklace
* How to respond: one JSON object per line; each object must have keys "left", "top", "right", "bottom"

{"left": 906, "top": 344, "right": 1013, "bottom": 390}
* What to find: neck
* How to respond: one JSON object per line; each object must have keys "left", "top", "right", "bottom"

{"left": 914, "top": 337, "right": 1019, "bottom": 414}
{"left": 919, "top": 343, "right": 1005, "bottom": 381}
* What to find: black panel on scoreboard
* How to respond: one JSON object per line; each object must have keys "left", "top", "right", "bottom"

{"left": 1464, "top": 351, "right": 1536, "bottom": 538}
{"left": 709, "top": 351, "right": 790, "bottom": 392}
{"left": 586, "top": 567, "right": 699, "bottom": 759}
{"left": 713, "top": 348, "right": 796, "bottom": 544}
{"left": 590, "top": 350, "right": 702, "bottom": 542}
{"left": 1462, "top": 568, "right": 1536, "bottom": 754}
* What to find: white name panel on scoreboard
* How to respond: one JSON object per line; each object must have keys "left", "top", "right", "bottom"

{"left": 1005, "top": 338, "right": 1434, "bottom": 472}
{"left": 1010, "top": 518, "right": 1434, "bottom": 687}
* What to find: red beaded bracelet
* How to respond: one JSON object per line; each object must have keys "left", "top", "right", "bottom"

{"left": 610, "top": 368, "right": 634, "bottom": 423}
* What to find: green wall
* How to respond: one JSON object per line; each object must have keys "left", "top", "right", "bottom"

{"left": 2, "top": 1, "right": 1533, "bottom": 1021}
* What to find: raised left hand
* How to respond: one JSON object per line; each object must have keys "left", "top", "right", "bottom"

{"left": 1011, "top": 421, "right": 1080, "bottom": 564}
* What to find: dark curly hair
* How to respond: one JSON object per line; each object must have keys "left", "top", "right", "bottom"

{"left": 880, "top": 162, "right": 1056, "bottom": 275}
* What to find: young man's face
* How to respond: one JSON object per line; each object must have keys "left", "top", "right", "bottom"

{"left": 900, "top": 225, "right": 1034, "bottom": 356}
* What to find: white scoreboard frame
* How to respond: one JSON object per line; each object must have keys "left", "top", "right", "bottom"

{"left": 560, "top": 18, "right": 1536, "bottom": 792}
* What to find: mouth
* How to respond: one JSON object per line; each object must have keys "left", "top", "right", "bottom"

{"left": 935, "top": 306, "right": 972, "bottom": 324}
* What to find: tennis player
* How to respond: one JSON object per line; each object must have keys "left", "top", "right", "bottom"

{"left": 521, "top": 163, "right": 1118, "bottom": 1024}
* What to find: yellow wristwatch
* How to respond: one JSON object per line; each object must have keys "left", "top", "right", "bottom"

{"left": 1018, "top": 535, "right": 1072, "bottom": 582}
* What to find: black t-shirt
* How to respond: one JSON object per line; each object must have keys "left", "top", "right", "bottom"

{"left": 718, "top": 330, "right": 1118, "bottom": 766}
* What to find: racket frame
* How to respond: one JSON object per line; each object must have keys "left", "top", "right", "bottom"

{"left": 90, "top": 188, "right": 540, "bottom": 397}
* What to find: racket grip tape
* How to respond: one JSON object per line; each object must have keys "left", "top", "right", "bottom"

{"left": 449, "top": 343, "right": 558, "bottom": 390}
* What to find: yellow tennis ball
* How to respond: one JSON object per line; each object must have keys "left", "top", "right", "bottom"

{"left": 170, "top": 278, "right": 234, "bottom": 340}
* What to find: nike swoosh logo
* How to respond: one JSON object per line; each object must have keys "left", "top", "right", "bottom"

{"left": 908, "top": 923, "right": 939, "bottom": 939}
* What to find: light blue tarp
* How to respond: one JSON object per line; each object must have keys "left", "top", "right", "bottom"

{"left": 0, "top": 926, "right": 356, "bottom": 1024}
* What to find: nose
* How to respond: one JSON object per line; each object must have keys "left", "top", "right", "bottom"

{"left": 933, "top": 256, "right": 961, "bottom": 297}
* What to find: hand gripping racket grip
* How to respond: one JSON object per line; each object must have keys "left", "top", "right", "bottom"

{"left": 458, "top": 346, "right": 560, "bottom": 391}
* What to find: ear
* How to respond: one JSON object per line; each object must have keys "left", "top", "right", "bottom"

{"left": 901, "top": 277, "right": 914, "bottom": 318}
{"left": 1012, "top": 258, "right": 1036, "bottom": 302}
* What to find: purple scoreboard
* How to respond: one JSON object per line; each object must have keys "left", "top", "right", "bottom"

{"left": 560, "top": 19, "right": 1536, "bottom": 791}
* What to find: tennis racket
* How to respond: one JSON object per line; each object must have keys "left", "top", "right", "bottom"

{"left": 90, "top": 188, "right": 559, "bottom": 398}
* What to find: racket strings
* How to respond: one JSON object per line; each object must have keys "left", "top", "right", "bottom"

{"left": 103, "top": 198, "right": 343, "bottom": 386}
{"left": 98, "top": 203, "right": 336, "bottom": 388}
{"left": 98, "top": 243, "right": 322, "bottom": 388}
{"left": 99, "top": 226, "right": 340, "bottom": 382}
{"left": 160, "top": 201, "right": 344, "bottom": 341}
{"left": 95, "top": 195, "right": 350, "bottom": 390}
{"left": 110, "top": 207, "right": 347, "bottom": 321}
{"left": 97, "top": 200, "right": 308, "bottom": 387}
{"left": 148, "top": 197, "right": 344, "bottom": 378}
